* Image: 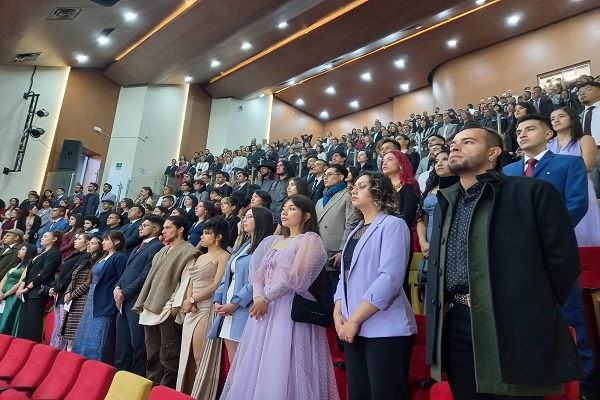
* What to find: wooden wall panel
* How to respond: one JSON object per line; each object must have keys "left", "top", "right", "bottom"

{"left": 432, "top": 9, "right": 600, "bottom": 110}
{"left": 269, "top": 98, "right": 324, "bottom": 144}
{"left": 48, "top": 68, "right": 120, "bottom": 174}
{"left": 179, "top": 84, "right": 212, "bottom": 156}
{"left": 393, "top": 87, "right": 435, "bottom": 122}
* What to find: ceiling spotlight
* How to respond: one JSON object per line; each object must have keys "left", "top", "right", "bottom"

{"left": 184, "top": 76, "right": 193, "bottom": 82}
{"left": 476, "top": 0, "right": 485, "bottom": 4}
{"left": 361, "top": 73, "right": 372, "bottom": 81}
{"left": 349, "top": 101, "right": 359, "bottom": 108}
{"left": 259, "top": 93, "right": 265, "bottom": 98}
{"left": 289, "top": 80, "right": 296, "bottom": 85}
{"left": 447, "top": 39, "right": 458, "bottom": 48}
{"left": 320, "top": 111, "right": 329, "bottom": 119}
{"left": 76, "top": 54, "right": 88, "bottom": 63}
{"left": 400, "top": 83, "right": 410, "bottom": 91}
{"left": 97, "top": 36, "right": 109, "bottom": 45}
{"left": 124, "top": 12, "right": 137, "bottom": 21}
{"left": 28, "top": 127, "right": 46, "bottom": 139}
{"left": 278, "top": 22, "right": 288, "bottom": 29}
{"left": 325, "top": 86, "right": 335, "bottom": 95}
{"left": 415, "top": 25, "right": 423, "bottom": 30}
{"left": 210, "top": 60, "right": 221, "bottom": 68}
{"left": 394, "top": 59, "right": 406, "bottom": 68}
{"left": 35, "top": 109, "right": 49, "bottom": 118}
{"left": 323, "top": 63, "right": 333, "bottom": 69}
{"left": 295, "top": 99, "right": 305, "bottom": 106}
{"left": 507, "top": 14, "right": 521, "bottom": 25}
{"left": 241, "top": 42, "right": 252, "bottom": 50}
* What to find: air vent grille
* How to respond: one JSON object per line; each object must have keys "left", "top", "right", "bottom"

{"left": 48, "top": 7, "right": 84, "bottom": 20}
{"left": 12, "top": 53, "right": 43, "bottom": 63}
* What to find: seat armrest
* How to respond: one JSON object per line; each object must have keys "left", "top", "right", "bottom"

{"left": 413, "top": 378, "right": 437, "bottom": 389}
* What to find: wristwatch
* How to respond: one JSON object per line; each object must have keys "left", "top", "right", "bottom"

{"left": 189, "top": 297, "right": 195, "bottom": 304}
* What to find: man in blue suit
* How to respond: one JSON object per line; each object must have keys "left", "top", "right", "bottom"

{"left": 119, "top": 205, "right": 145, "bottom": 256}
{"left": 36, "top": 206, "right": 70, "bottom": 250}
{"left": 113, "top": 214, "right": 165, "bottom": 376}
{"left": 504, "top": 114, "right": 594, "bottom": 396}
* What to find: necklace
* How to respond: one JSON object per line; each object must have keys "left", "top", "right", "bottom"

{"left": 392, "top": 181, "right": 403, "bottom": 191}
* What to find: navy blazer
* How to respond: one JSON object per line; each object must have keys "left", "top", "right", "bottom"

{"left": 92, "top": 252, "right": 128, "bottom": 317}
{"left": 503, "top": 150, "right": 588, "bottom": 225}
{"left": 117, "top": 238, "right": 165, "bottom": 302}
{"left": 120, "top": 219, "right": 143, "bottom": 255}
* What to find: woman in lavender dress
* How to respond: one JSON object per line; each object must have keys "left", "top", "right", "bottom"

{"left": 220, "top": 195, "right": 339, "bottom": 400}
{"left": 549, "top": 107, "right": 600, "bottom": 246}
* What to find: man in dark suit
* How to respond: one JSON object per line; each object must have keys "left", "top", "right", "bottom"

{"left": 0, "top": 229, "right": 24, "bottom": 280}
{"left": 52, "top": 187, "right": 67, "bottom": 207}
{"left": 305, "top": 156, "right": 318, "bottom": 184}
{"left": 327, "top": 138, "right": 346, "bottom": 162}
{"left": 83, "top": 183, "right": 100, "bottom": 217}
{"left": 114, "top": 215, "right": 165, "bottom": 377}
{"left": 426, "top": 126, "right": 584, "bottom": 398}
{"left": 119, "top": 205, "right": 145, "bottom": 256}
{"left": 503, "top": 115, "right": 594, "bottom": 395}
{"left": 248, "top": 144, "right": 266, "bottom": 169}
{"left": 308, "top": 159, "right": 327, "bottom": 204}
{"left": 97, "top": 199, "right": 115, "bottom": 232}
{"left": 232, "top": 170, "right": 260, "bottom": 207}
{"left": 529, "top": 85, "right": 555, "bottom": 118}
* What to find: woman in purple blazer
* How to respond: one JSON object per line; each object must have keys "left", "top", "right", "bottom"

{"left": 334, "top": 171, "right": 417, "bottom": 400}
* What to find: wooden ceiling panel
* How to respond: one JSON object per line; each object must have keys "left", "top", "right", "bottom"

{"left": 0, "top": 0, "right": 183, "bottom": 67}
{"left": 274, "top": 0, "right": 599, "bottom": 119}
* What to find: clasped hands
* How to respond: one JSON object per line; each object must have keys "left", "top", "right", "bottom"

{"left": 214, "top": 302, "right": 239, "bottom": 316}
{"left": 334, "top": 309, "right": 359, "bottom": 343}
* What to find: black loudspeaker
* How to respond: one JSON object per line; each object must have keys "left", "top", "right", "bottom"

{"left": 89, "top": 0, "right": 120, "bottom": 6}
{"left": 58, "top": 140, "right": 83, "bottom": 171}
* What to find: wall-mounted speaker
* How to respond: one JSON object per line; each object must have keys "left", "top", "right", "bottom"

{"left": 89, "top": 0, "right": 120, "bottom": 6}
{"left": 58, "top": 140, "right": 83, "bottom": 171}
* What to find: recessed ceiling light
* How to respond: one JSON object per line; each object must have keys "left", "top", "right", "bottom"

{"left": 97, "top": 36, "right": 109, "bottom": 45}
{"left": 361, "top": 73, "right": 372, "bottom": 81}
{"left": 394, "top": 59, "right": 406, "bottom": 68}
{"left": 211, "top": 60, "right": 221, "bottom": 68}
{"left": 320, "top": 111, "right": 329, "bottom": 119}
{"left": 184, "top": 76, "right": 193, "bottom": 82}
{"left": 475, "top": 0, "right": 485, "bottom": 5}
{"left": 325, "top": 86, "right": 336, "bottom": 95}
{"left": 507, "top": 14, "right": 521, "bottom": 25}
{"left": 76, "top": 54, "right": 88, "bottom": 63}
{"left": 278, "top": 22, "right": 288, "bottom": 29}
{"left": 124, "top": 12, "right": 137, "bottom": 21}
{"left": 323, "top": 63, "right": 333, "bottom": 69}
{"left": 259, "top": 93, "right": 265, "bottom": 98}
{"left": 296, "top": 99, "right": 305, "bottom": 106}
{"left": 400, "top": 83, "right": 410, "bottom": 91}
{"left": 447, "top": 39, "right": 458, "bottom": 48}
{"left": 241, "top": 42, "right": 252, "bottom": 50}
{"left": 289, "top": 80, "right": 296, "bottom": 85}
{"left": 415, "top": 25, "right": 423, "bottom": 30}
{"left": 349, "top": 101, "right": 359, "bottom": 108}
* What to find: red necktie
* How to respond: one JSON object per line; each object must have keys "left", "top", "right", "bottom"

{"left": 525, "top": 159, "right": 538, "bottom": 177}
{"left": 584, "top": 106, "right": 595, "bottom": 136}
{"left": 50, "top": 220, "right": 57, "bottom": 230}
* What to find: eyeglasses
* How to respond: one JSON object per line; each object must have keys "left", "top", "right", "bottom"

{"left": 242, "top": 215, "right": 254, "bottom": 221}
{"left": 323, "top": 172, "right": 341, "bottom": 178}
{"left": 578, "top": 87, "right": 593, "bottom": 94}
{"left": 139, "top": 224, "right": 153, "bottom": 229}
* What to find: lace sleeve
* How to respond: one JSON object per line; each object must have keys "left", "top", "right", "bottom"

{"left": 265, "top": 232, "right": 328, "bottom": 301}
{"left": 249, "top": 236, "right": 279, "bottom": 298}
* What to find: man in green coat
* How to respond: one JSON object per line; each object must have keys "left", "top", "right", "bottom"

{"left": 425, "top": 127, "right": 584, "bottom": 399}
{"left": 0, "top": 229, "right": 24, "bottom": 280}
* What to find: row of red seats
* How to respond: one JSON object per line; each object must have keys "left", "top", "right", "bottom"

{"left": 0, "top": 335, "right": 191, "bottom": 400}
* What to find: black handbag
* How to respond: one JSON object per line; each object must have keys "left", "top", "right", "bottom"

{"left": 291, "top": 294, "right": 334, "bottom": 328}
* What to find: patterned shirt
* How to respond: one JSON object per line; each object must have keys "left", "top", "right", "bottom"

{"left": 445, "top": 181, "right": 484, "bottom": 294}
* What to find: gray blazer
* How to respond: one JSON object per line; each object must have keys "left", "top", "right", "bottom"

{"left": 316, "top": 189, "right": 360, "bottom": 255}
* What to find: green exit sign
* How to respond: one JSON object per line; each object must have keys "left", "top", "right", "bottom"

{"left": 116, "top": 163, "right": 122, "bottom": 170}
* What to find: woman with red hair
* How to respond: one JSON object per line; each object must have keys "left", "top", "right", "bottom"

{"left": 380, "top": 150, "right": 420, "bottom": 227}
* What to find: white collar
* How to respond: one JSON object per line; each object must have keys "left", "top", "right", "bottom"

{"left": 523, "top": 149, "right": 549, "bottom": 163}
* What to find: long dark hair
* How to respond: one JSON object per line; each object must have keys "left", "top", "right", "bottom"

{"left": 45, "top": 230, "right": 63, "bottom": 250}
{"left": 288, "top": 177, "right": 309, "bottom": 197}
{"left": 69, "top": 213, "right": 85, "bottom": 233}
{"left": 552, "top": 107, "right": 584, "bottom": 144}
{"left": 252, "top": 191, "right": 272, "bottom": 209}
{"left": 203, "top": 216, "right": 230, "bottom": 250}
{"left": 279, "top": 160, "right": 297, "bottom": 178}
{"left": 199, "top": 200, "right": 216, "bottom": 219}
{"left": 19, "top": 244, "right": 38, "bottom": 267}
{"left": 248, "top": 207, "right": 274, "bottom": 254}
{"left": 281, "top": 194, "right": 320, "bottom": 238}
{"left": 416, "top": 148, "right": 459, "bottom": 219}
{"left": 357, "top": 150, "right": 376, "bottom": 171}
{"left": 103, "top": 230, "right": 126, "bottom": 253}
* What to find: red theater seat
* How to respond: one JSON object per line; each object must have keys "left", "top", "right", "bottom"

{"left": 149, "top": 385, "right": 195, "bottom": 400}
{"left": 0, "top": 351, "right": 86, "bottom": 400}
{"left": 42, "top": 311, "right": 54, "bottom": 345}
{"left": 578, "top": 246, "right": 600, "bottom": 368}
{"left": 64, "top": 360, "right": 116, "bottom": 400}
{"left": 0, "top": 339, "right": 36, "bottom": 381}
{"left": 0, "top": 336, "right": 14, "bottom": 362}
{"left": 409, "top": 314, "right": 434, "bottom": 400}
{"left": 0, "top": 344, "right": 58, "bottom": 391}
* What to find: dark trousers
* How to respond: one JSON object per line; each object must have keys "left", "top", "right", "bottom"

{"left": 144, "top": 315, "right": 182, "bottom": 389}
{"left": 17, "top": 297, "right": 47, "bottom": 343}
{"left": 344, "top": 335, "right": 414, "bottom": 400}
{"left": 115, "top": 299, "right": 147, "bottom": 377}
{"left": 443, "top": 303, "right": 543, "bottom": 400}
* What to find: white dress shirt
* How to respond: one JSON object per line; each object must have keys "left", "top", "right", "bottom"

{"left": 583, "top": 100, "right": 600, "bottom": 145}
